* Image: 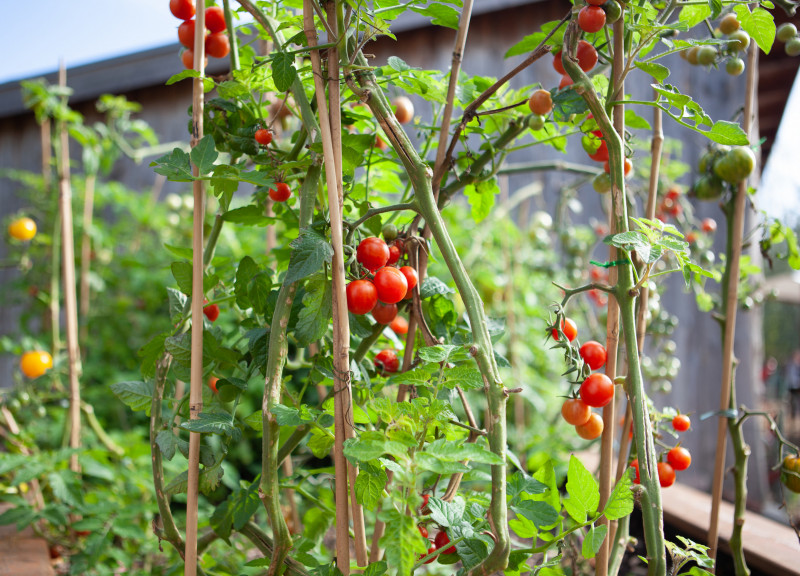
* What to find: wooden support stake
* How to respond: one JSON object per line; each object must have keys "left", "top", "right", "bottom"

{"left": 304, "top": 2, "right": 354, "bottom": 572}
{"left": 57, "top": 63, "right": 83, "bottom": 473}
{"left": 708, "top": 42, "right": 758, "bottom": 569}
{"left": 184, "top": 8, "right": 207, "bottom": 575}
{"left": 79, "top": 173, "right": 96, "bottom": 346}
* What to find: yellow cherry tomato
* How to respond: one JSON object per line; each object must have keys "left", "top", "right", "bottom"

{"left": 8, "top": 217, "right": 37, "bottom": 241}
{"left": 20, "top": 350, "right": 53, "bottom": 379}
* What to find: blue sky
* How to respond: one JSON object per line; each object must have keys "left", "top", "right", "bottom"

{"left": 3, "top": 0, "right": 195, "bottom": 84}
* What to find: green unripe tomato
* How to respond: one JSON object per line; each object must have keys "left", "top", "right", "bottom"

{"left": 528, "top": 114, "right": 546, "bottom": 131}
{"left": 592, "top": 172, "right": 612, "bottom": 194}
{"left": 725, "top": 57, "right": 745, "bottom": 76}
{"left": 787, "top": 37, "right": 800, "bottom": 57}
{"left": 728, "top": 30, "right": 750, "bottom": 52}
{"left": 719, "top": 13, "right": 740, "bottom": 35}
{"left": 693, "top": 174, "right": 724, "bottom": 201}
{"left": 218, "top": 381, "right": 239, "bottom": 403}
{"left": 382, "top": 223, "right": 398, "bottom": 242}
{"left": 697, "top": 46, "right": 717, "bottom": 66}
{"left": 687, "top": 46, "right": 701, "bottom": 65}
{"left": 777, "top": 23, "right": 798, "bottom": 43}
{"left": 602, "top": 0, "right": 622, "bottom": 24}
{"left": 713, "top": 146, "right": 756, "bottom": 184}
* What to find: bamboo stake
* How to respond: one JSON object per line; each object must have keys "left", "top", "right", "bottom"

{"left": 303, "top": 3, "right": 354, "bottom": 573}
{"left": 595, "top": 18, "right": 625, "bottom": 575}
{"left": 56, "top": 62, "right": 83, "bottom": 474}
{"left": 184, "top": 8, "right": 207, "bottom": 575}
{"left": 707, "top": 42, "right": 758, "bottom": 568}
{"left": 79, "top": 173, "right": 96, "bottom": 346}
{"left": 326, "top": 3, "right": 367, "bottom": 565}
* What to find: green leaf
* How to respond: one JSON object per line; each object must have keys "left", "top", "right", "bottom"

{"left": 234, "top": 256, "right": 259, "bottom": 310}
{"left": 624, "top": 110, "right": 652, "bottom": 130}
{"left": 0, "top": 506, "right": 37, "bottom": 530}
{"left": 441, "top": 365, "right": 484, "bottom": 390}
{"left": 222, "top": 205, "right": 274, "bottom": 226}
{"left": 418, "top": 344, "right": 459, "bottom": 363}
{"left": 706, "top": 120, "right": 750, "bottom": 145}
{"left": 511, "top": 500, "right": 560, "bottom": 528}
{"left": 271, "top": 404, "right": 317, "bottom": 427}
{"left": 285, "top": 229, "right": 334, "bottom": 285}
{"left": 150, "top": 148, "right": 194, "bottom": 182}
{"left": 734, "top": 5, "right": 775, "bottom": 54}
{"left": 180, "top": 412, "right": 241, "bottom": 441}
{"left": 379, "top": 509, "right": 426, "bottom": 574}
{"left": 464, "top": 178, "right": 500, "bottom": 223}
{"left": 110, "top": 381, "right": 154, "bottom": 415}
{"left": 635, "top": 61, "right": 670, "bottom": 82}
{"left": 355, "top": 463, "right": 387, "bottom": 508}
{"left": 678, "top": 4, "right": 711, "bottom": 28}
{"left": 272, "top": 52, "right": 298, "bottom": 93}
{"left": 386, "top": 365, "right": 436, "bottom": 387}
{"left": 507, "top": 471, "right": 548, "bottom": 503}
{"left": 457, "top": 537, "right": 490, "bottom": 570}
{"left": 171, "top": 261, "right": 193, "bottom": 296}
{"left": 419, "top": 276, "right": 455, "bottom": 299}
{"left": 409, "top": 3, "right": 460, "bottom": 29}
{"left": 155, "top": 430, "right": 177, "bottom": 461}
{"left": 308, "top": 428, "right": 335, "bottom": 458}
{"left": 582, "top": 524, "right": 608, "bottom": 559}
{"left": 199, "top": 464, "right": 224, "bottom": 494}
{"left": 387, "top": 56, "right": 414, "bottom": 72}
{"left": 363, "top": 561, "right": 388, "bottom": 576}
{"left": 139, "top": 332, "right": 167, "bottom": 379}
{"left": 603, "top": 469, "right": 634, "bottom": 520}
{"left": 563, "top": 455, "right": 599, "bottom": 523}
{"left": 295, "top": 272, "right": 332, "bottom": 346}
{"left": 190, "top": 135, "right": 218, "bottom": 175}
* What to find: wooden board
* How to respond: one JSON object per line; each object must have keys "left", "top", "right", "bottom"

{"left": 0, "top": 504, "right": 54, "bottom": 576}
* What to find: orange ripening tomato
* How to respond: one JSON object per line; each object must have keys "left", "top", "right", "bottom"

{"left": 575, "top": 413, "right": 604, "bottom": 440}
{"left": 390, "top": 315, "right": 409, "bottom": 335}
{"left": 561, "top": 398, "right": 592, "bottom": 426}
{"left": 8, "top": 217, "right": 37, "bottom": 241}
{"left": 20, "top": 351, "right": 53, "bottom": 379}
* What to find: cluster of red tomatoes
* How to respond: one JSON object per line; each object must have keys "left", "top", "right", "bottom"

{"left": 555, "top": 318, "right": 611, "bottom": 441}
{"left": 630, "top": 414, "right": 692, "bottom": 488}
{"left": 587, "top": 268, "right": 609, "bottom": 307}
{"left": 346, "top": 234, "right": 417, "bottom": 375}
{"left": 654, "top": 186, "right": 683, "bottom": 223}
{"left": 417, "top": 496, "right": 457, "bottom": 564}
{"left": 170, "top": 0, "right": 230, "bottom": 69}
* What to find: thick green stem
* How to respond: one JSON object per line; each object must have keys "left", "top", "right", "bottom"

{"left": 562, "top": 20, "right": 666, "bottom": 576}
{"left": 149, "top": 355, "right": 185, "bottom": 554}
{"left": 260, "top": 163, "right": 322, "bottom": 575}
{"left": 222, "top": 0, "right": 241, "bottom": 71}
{"left": 348, "top": 53, "right": 509, "bottom": 576}
{"left": 239, "top": 522, "right": 311, "bottom": 576}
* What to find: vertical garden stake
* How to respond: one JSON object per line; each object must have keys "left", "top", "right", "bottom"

{"left": 707, "top": 41, "right": 758, "bottom": 571}
{"left": 184, "top": 8, "right": 206, "bottom": 576}
{"left": 304, "top": 2, "right": 355, "bottom": 572}
{"left": 57, "top": 62, "right": 83, "bottom": 473}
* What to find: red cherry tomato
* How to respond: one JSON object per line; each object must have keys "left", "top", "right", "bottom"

{"left": 357, "top": 237, "right": 390, "bottom": 271}
{"left": 434, "top": 530, "right": 456, "bottom": 554}
{"left": 419, "top": 494, "right": 430, "bottom": 513}
{"left": 528, "top": 89, "right": 553, "bottom": 116}
{"left": 178, "top": 19, "right": 195, "bottom": 49}
{"left": 586, "top": 0, "right": 606, "bottom": 5}
{"left": 373, "top": 266, "right": 408, "bottom": 304}
{"left": 372, "top": 302, "right": 398, "bottom": 324}
{"left": 561, "top": 398, "right": 592, "bottom": 426}
{"left": 667, "top": 447, "right": 692, "bottom": 471}
{"left": 588, "top": 139, "right": 609, "bottom": 162}
{"left": 374, "top": 349, "right": 399, "bottom": 374}
{"left": 701, "top": 218, "right": 717, "bottom": 233}
{"left": 269, "top": 183, "right": 291, "bottom": 202}
{"left": 553, "top": 50, "right": 566, "bottom": 75}
{"left": 399, "top": 266, "right": 418, "bottom": 292}
{"left": 578, "top": 6, "right": 607, "bottom": 33}
{"left": 418, "top": 524, "right": 429, "bottom": 539}
{"left": 205, "top": 32, "right": 230, "bottom": 58}
{"left": 603, "top": 157, "right": 633, "bottom": 177}
{"left": 579, "top": 341, "right": 607, "bottom": 370}
{"left": 170, "top": 0, "right": 195, "bottom": 20}
{"left": 666, "top": 187, "right": 681, "bottom": 201}
{"left": 630, "top": 459, "right": 640, "bottom": 484}
{"left": 672, "top": 414, "right": 691, "bottom": 432}
{"left": 390, "top": 315, "right": 409, "bottom": 335}
{"left": 346, "top": 280, "right": 378, "bottom": 315}
{"left": 552, "top": 317, "right": 578, "bottom": 342}
{"left": 387, "top": 243, "right": 401, "bottom": 265}
{"left": 559, "top": 75, "right": 574, "bottom": 89}
{"left": 205, "top": 6, "right": 227, "bottom": 33}
{"left": 203, "top": 301, "right": 220, "bottom": 322}
{"left": 658, "top": 462, "right": 676, "bottom": 487}
{"left": 208, "top": 376, "right": 219, "bottom": 393}
{"left": 575, "top": 412, "right": 604, "bottom": 440}
{"left": 580, "top": 373, "right": 614, "bottom": 408}
{"left": 422, "top": 546, "right": 437, "bottom": 564}
{"left": 577, "top": 40, "right": 599, "bottom": 72}
{"left": 255, "top": 128, "right": 273, "bottom": 146}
